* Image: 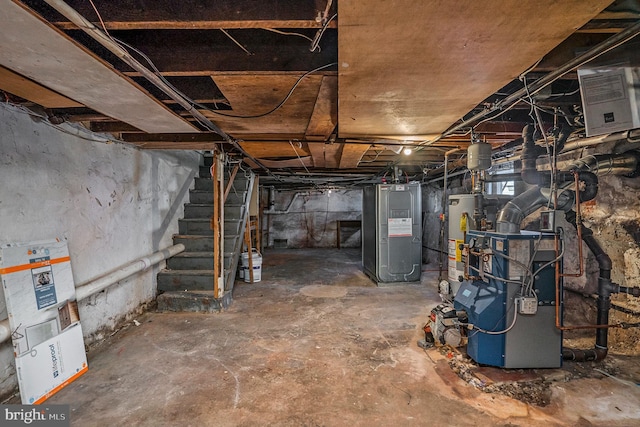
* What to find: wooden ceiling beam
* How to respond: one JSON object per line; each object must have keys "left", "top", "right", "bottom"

{"left": 0, "top": 65, "right": 83, "bottom": 108}
{"left": 25, "top": 0, "right": 336, "bottom": 29}
{"left": 132, "top": 141, "right": 220, "bottom": 150}
{"left": 257, "top": 157, "right": 314, "bottom": 168}
{"left": 239, "top": 141, "right": 311, "bottom": 158}
{"left": 308, "top": 143, "right": 326, "bottom": 168}
{"left": 339, "top": 143, "right": 371, "bottom": 169}
{"left": 85, "top": 30, "right": 337, "bottom": 74}
{"left": 53, "top": 20, "right": 336, "bottom": 31}
{"left": 576, "top": 19, "right": 638, "bottom": 34}
{"left": 304, "top": 75, "right": 338, "bottom": 140}
{"left": 323, "top": 143, "right": 342, "bottom": 168}
{"left": 90, "top": 122, "right": 142, "bottom": 133}
{"left": 0, "top": 0, "right": 195, "bottom": 133}
{"left": 121, "top": 132, "right": 224, "bottom": 144}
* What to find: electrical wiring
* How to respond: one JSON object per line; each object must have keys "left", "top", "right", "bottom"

{"left": 90, "top": 1, "right": 336, "bottom": 122}
{"left": 468, "top": 265, "right": 523, "bottom": 284}
{"left": 260, "top": 28, "right": 314, "bottom": 43}
{"left": 3, "top": 102, "right": 128, "bottom": 145}
{"left": 359, "top": 149, "right": 385, "bottom": 163}
{"left": 462, "top": 299, "right": 519, "bottom": 336}
{"left": 491, "top": 250, "right": 534, "bottom": 282}
{"left": 87, "top": 0, "right": 226, "bottom": 131}
{"left": 310, "top": 13, "right": 337, "bottom": 52}
{"left": 220, "top": 29, "right": 253, "bottom": 56}
{"left": 469, "top": 101, "right": 522, "bottom": 134}
{"left": 289, "top": 140, "right": 311, "bottom": 174}
{"left": 471, "top": 306, "right": 518, "bottom": 335}
{"left": 518, "top": 57, "right": 544, "bottom": 81}
{"left": 202, "top": 62, "right": 338, "bottom": 119}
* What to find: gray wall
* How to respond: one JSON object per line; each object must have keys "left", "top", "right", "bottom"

{"left": 264, "top": 189, "right": 362, "bottom": 248}
{"left": 0, "top": 103, "right": 199, "bottom": 397}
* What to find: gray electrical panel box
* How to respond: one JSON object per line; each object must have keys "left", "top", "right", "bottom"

{"left": 362, "top": 183, "right": 422, "bottom": 283}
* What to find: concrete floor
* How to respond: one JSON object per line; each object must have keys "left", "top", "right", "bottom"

{"left": 46, "top": 248, "right": 640, "bottom": 426}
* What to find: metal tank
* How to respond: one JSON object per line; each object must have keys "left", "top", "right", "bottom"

{"left": 447, "top": 194, "right": 475, "bottom": 296}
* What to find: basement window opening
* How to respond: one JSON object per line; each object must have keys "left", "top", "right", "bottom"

{"left": 487, "top": 163, "right": 515, "bottom": 196}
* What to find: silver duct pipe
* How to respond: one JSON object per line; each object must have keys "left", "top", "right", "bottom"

{"left": 495, "top": 187, "right": 549, "bottom": 233}
{"left": 561, "top": 129, "right": 640, "bottom": 153}
{"left": 496, "top": 152, "right": 640, "bottom": 233}
{"left": 568, "top": 152, "right": 640, "bottom": 177}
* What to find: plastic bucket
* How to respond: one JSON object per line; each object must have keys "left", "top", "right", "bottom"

{"left": 241, "top": 251, "right": 262, "bottom": 283}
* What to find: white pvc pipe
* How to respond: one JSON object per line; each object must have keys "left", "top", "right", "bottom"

{"left": 0, "top": 244, "right": 185, "bottom": 344}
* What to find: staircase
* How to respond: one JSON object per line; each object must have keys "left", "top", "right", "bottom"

{"left": 156, "top": 155, "right": 255, "bottom": 312}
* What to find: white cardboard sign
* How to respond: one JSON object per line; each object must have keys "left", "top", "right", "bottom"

{"left": 0, "top": 239, "right": 87, "bottom": 404}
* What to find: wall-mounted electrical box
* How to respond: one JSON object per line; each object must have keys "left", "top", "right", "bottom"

{"left": 540, "top": 210, "right": 556, "bottom": 232}
{"left": 578, "top": 66, "right": 640, "bottom": 137}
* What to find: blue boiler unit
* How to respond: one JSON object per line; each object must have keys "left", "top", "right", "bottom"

{"left": 454, "top": 230, "right": 563, "bottom": 368}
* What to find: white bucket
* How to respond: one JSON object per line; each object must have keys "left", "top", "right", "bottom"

{"left": 241, "top": 251, "right": 262, "bottom": 283}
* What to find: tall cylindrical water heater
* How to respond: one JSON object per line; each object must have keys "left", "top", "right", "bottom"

{"left": 447, "top": 194, "right": 475, "bottom": 296}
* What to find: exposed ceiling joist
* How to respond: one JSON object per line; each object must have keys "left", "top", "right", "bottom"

{"left": 0, "top": 0, "right": 196, "bottom": 133}
{"left": 0, "top": 65, "right": 82, "bottom": 108}
{"left": 36, "top": 0, "right": 337, "bottom": 30}
{"left": 121, "top": 133, "right": 224, "bottom": 147}
{"left": 239, "top": 141, "right": 311, "bottom": 158}
{"left": 339, "top": 144, "right": 371, "bottom": 169}
{"left": 305, "top": 75, "right": 338, "bottom": 141}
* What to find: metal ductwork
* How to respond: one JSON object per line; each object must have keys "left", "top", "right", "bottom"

{"left": 496, "top": 125, "right": 640, "bottom": 233}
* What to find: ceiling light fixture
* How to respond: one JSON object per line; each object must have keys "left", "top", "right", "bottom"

{"left": 403, "top": 147, "right": 413, "bottom": 156}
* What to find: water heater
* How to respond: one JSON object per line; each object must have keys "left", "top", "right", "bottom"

{"left": 447, "top": 194, "right": 475, "bottom": 296}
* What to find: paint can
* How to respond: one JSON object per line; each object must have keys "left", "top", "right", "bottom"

{"left": 241, "top": 251, "right": 262, "bottom": 283}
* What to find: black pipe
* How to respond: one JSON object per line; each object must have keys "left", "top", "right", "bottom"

{"left": 563, "top": 210, "right": 614, "bottom": 362}
{"left": 619, "top": 286, "right": 640, "bottom": 297}
{"left": 521, "top": 124, "right": 599, "bottom": 198}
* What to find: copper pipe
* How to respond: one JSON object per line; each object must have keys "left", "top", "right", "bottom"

{"left": 555, "top": 171, "right": 606, "bottom": 331}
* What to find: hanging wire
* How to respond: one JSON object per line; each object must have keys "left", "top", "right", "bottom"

{"left": 203, "top": 62, "right": 338, "bottom": 119}
{"left": 260, "top": 28, "right": 314, "bottom": 43}
{"left": 220, "top": 29, "right": 253, "bottom": 55}
{"left": 289, "top": 140, "right": 312, "bottom": 174}
{"left": 310, "top": 13, "right": 337, "bottom": 52}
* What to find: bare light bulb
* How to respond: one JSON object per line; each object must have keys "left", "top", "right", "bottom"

{"left": 403, "top": 147, "right": 412, "bottom": 156}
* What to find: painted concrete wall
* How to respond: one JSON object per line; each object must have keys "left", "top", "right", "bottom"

{"left": 0, "top": 103, "right": 199, "bottom": 398}
{"left": 264, "top": 189, "right": 362, "bottom": 248}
